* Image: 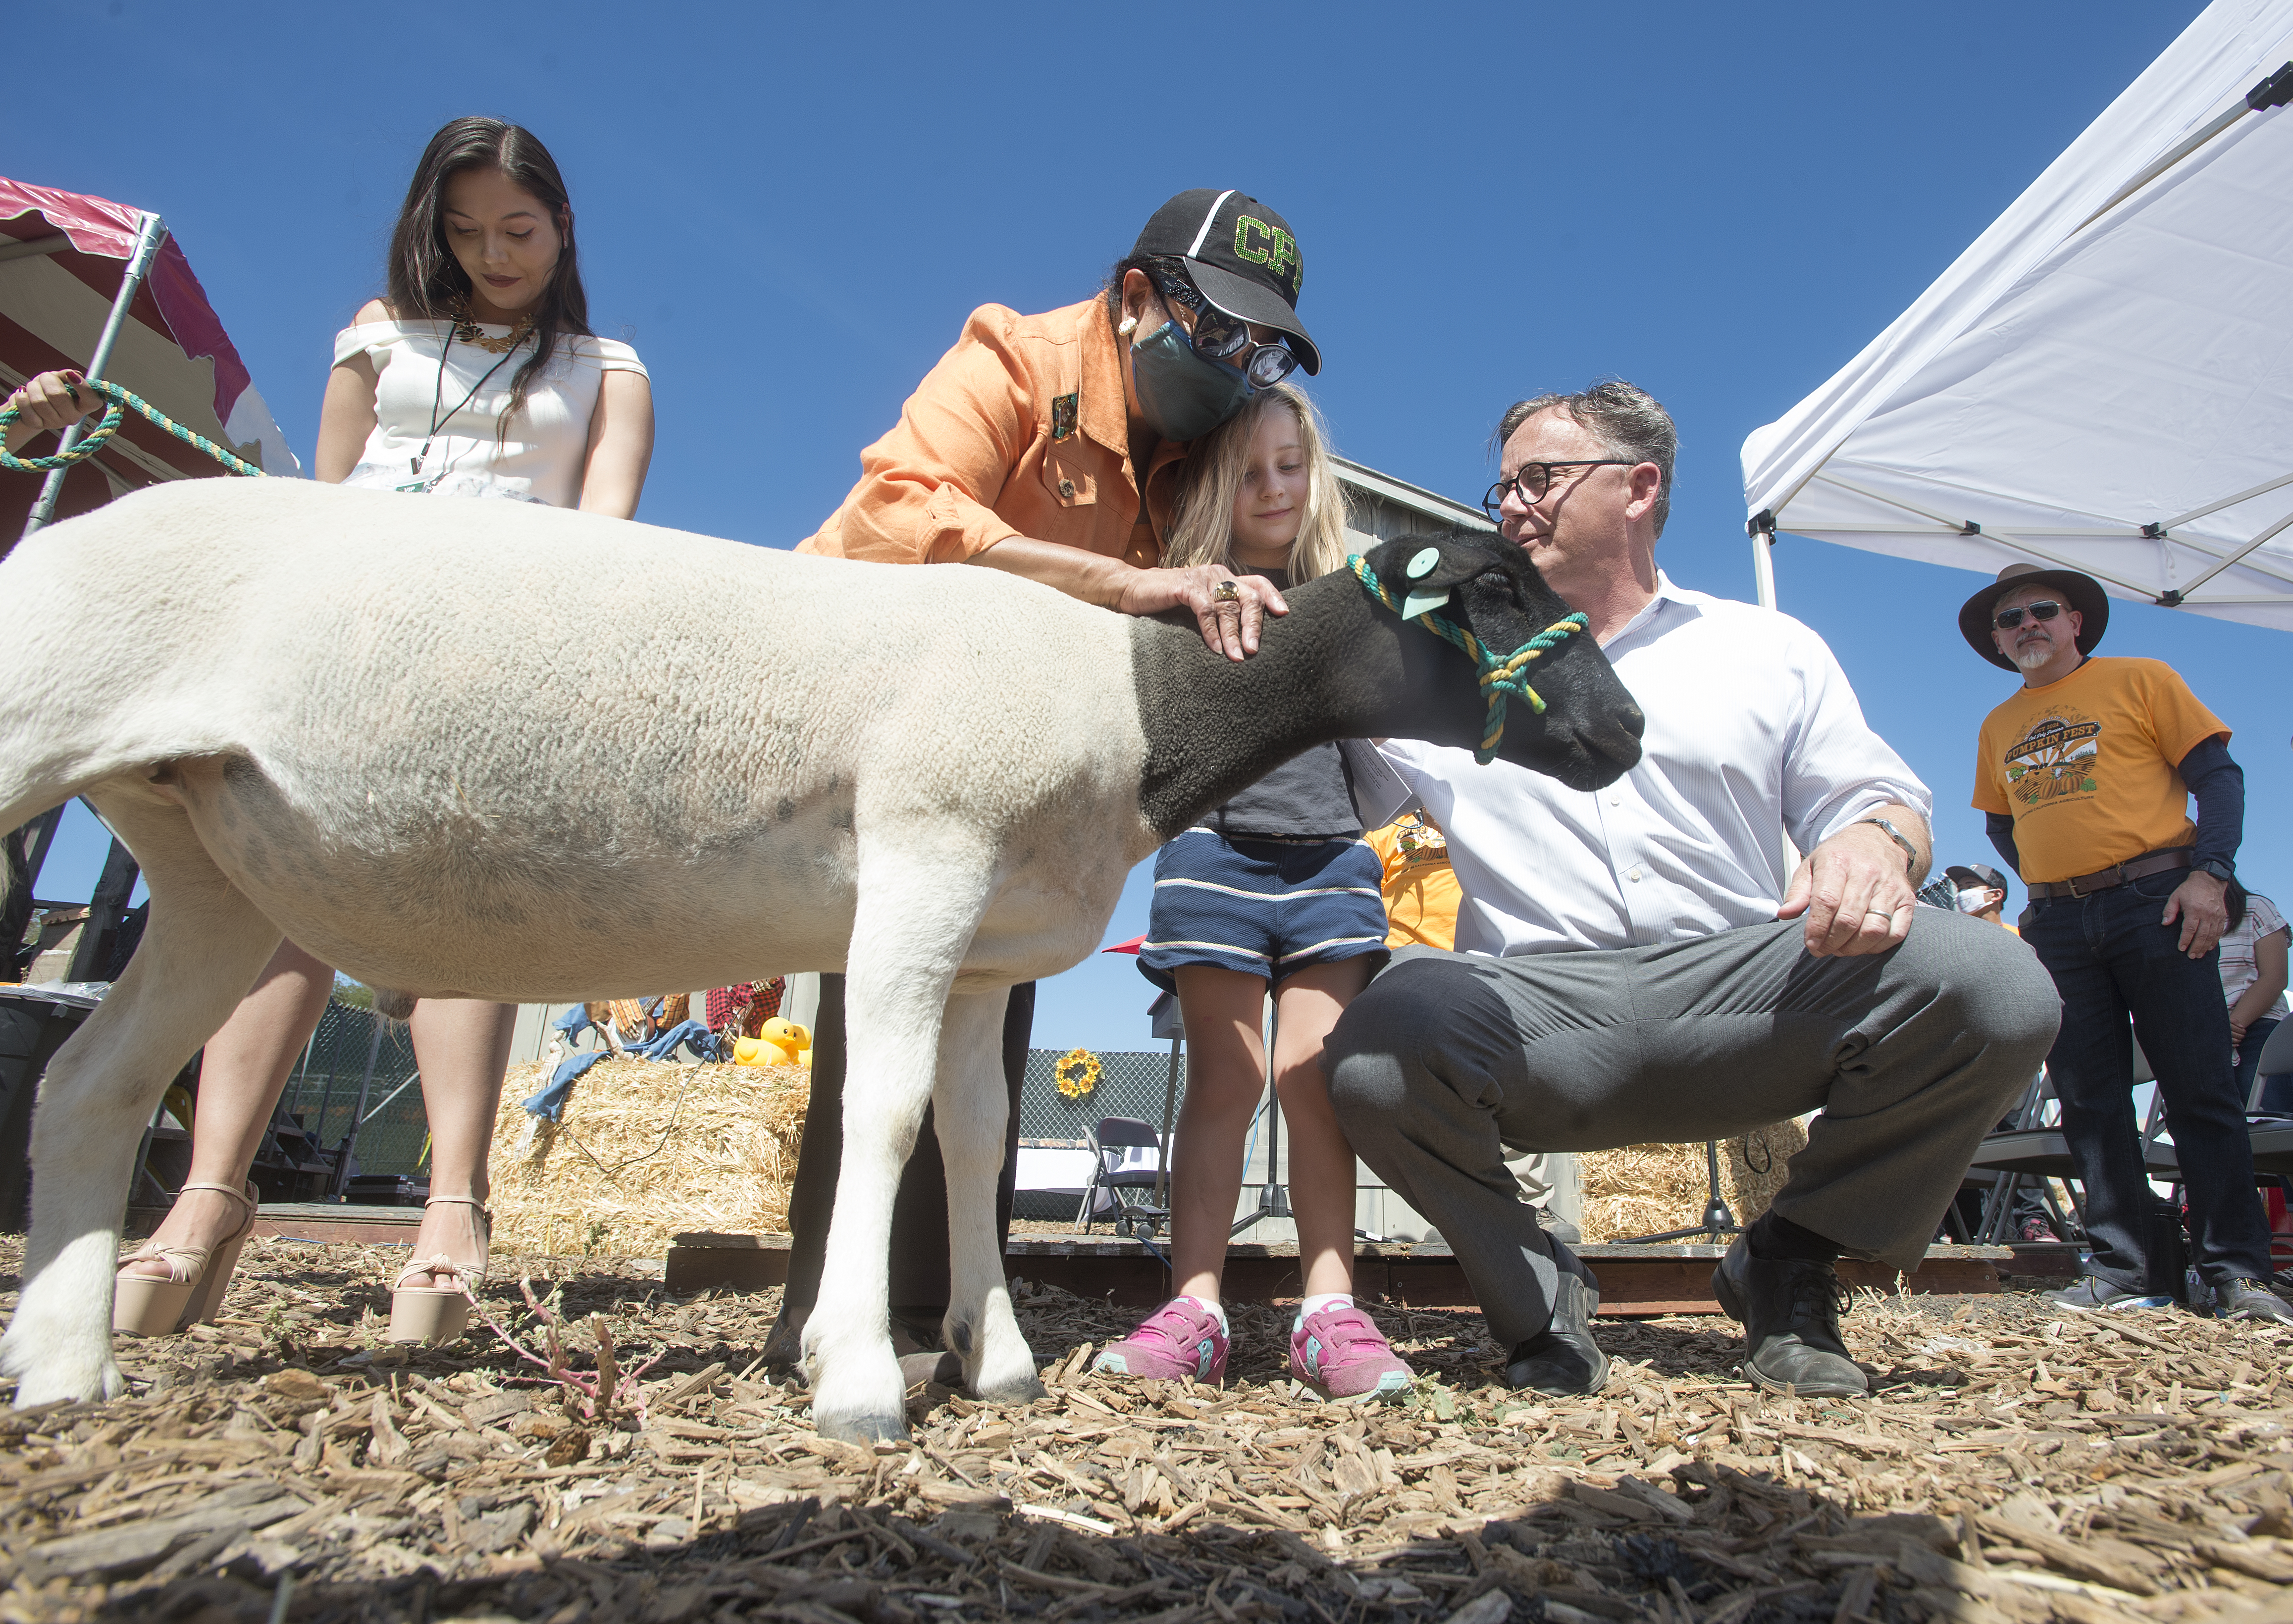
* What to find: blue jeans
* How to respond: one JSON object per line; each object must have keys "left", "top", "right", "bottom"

{"left": 2237, "top": 1015, "right": 2290, "bottom": 1114}
{"left": 2023, "top": 868, "right": 2273, "bottom": 1291}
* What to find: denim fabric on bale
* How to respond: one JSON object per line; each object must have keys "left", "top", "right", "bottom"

{"left": 522, "top": 1049, "right": 606, "bottom": 1120}
{"left": 2022, "top": 866, "right": 2276, "bottom": 1292}
{"left": 1137, "top": 827, "right": 1390, "bottom": 991}
{"left": 629, "top": 1019, "right": 724, "bottom": 1063}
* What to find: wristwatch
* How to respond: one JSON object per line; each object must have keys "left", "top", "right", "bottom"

{"left": 1855, "top": 817, "right": 1921, "bottom": 876}
{"left": 2194, "top": 857, "right": 2237, "bottom": 883}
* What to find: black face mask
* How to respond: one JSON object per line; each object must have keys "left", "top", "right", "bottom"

{"left": 1129, "top": 318, "right": 1252, "bottom": 442}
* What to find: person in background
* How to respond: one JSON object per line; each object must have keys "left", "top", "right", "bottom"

{"left": 1365, "top": 811, "right": 1581, "bottom": 1244}
{"left": 1968, "top": 563, "right": 2289, "bottom": 1321}
{"left": 107, "top": 115, "right": 653, "bottom": 1344}
{"left": 770, "top": 190, "right": 1322, "bottom": 1378}
{"left": 1093, "top": 384, "right": 1409, "bottom": 1400}
{"left": 2220, "top": 884, "right": 2290, "bottom": 1113}
{"left": 1946, "top": 863, "right": 2015, "bottom": 932}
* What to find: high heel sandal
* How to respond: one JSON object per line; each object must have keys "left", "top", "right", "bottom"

{"left": 388, "top": 1196, "right": 491, "bottom": 1343}
{"left": 113, "top": 1180, "right": 260, "bottom": 1336}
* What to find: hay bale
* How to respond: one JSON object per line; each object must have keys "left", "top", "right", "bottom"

{"left": 1578, "top": 1119, "right": 1807, "bottom": 1242}
{"left": 487, "top": 1058, "right": 809, "bottom": 1257}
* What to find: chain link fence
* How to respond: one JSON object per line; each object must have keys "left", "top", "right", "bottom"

{"left": 274, "top": 999, "right": 430, "bottom": 1179}
{"left": 1015, "top": 1046, "right": 1189, "bottom": 1221}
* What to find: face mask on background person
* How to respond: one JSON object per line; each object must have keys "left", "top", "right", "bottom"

{"left": 1956, "top": 889, "right": 1995, "bottom": 914}
{"left": 1129, "top": 320, "right": 1253, "bottom": 443}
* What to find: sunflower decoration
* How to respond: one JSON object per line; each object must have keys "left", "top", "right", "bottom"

{"left": 1053, "top": 1048, "right": 1102, "bottom": 1101}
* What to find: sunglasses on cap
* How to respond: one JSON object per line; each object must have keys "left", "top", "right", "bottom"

{"left": 1149, "top": 268, "right": 1299, "bottom": 387}
{"left": 1993, "top": 600, "right": 2067, "bottom": 631}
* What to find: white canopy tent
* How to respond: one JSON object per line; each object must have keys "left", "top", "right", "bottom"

{"left": 1741, "top": 0, "right": 2293, "bottom": 632}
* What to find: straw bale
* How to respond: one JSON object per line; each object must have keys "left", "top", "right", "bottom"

{"left": 1578, "top": 1118, "right": 1807, "bottom": 1241}
{"left": 486, "top": 1057, "right": 809, "bottom": 1257}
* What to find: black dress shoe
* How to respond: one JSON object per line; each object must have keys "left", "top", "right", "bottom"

{"left": 1504, "top": 1272, "right": 1609, "bottom": 1396}
{"left": 2217, "top": 1277, "right": 2293, "bottom": 1323}
{"left": 1711, "top": 1233, "right": 1868, "bottom": 1398}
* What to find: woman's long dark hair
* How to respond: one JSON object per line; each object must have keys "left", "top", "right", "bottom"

{"left": 385, "top": 116, "right": 592, "bottom": 437}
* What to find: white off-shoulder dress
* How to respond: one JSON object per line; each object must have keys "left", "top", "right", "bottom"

{"left": 334, "top": 318, "right": 647, "bottom": 508}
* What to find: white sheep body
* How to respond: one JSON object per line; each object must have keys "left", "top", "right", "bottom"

{"left": 0, "top": 477, "right": 1642, "bottom": 1440}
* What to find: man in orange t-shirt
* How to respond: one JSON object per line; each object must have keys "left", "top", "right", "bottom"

{"left": 771, "top": 191, "right": 1327, "bottom": 1373}
{"left": 1965, "top": 562, "right": 2287, "bottom": 1322}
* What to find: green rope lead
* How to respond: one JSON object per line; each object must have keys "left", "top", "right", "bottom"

{"left": 1349, "top": 554, "right": 1588, "bottom": 764}
{"left": 0, "top": 373, "right": 266, "bottom": 479}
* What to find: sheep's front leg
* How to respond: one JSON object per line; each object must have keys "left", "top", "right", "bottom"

{"left": 803, "top": 841, "right": 995, "bottom": 1443}
{"left": 936, "top": 987, "right": 1042, "bottom": 1405}
{"left": 0, "top": 798, "right": 283, "bottom": 1407}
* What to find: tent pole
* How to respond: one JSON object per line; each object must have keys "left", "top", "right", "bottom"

{"left": 1748, "top": 509, "right": 1779, "bottom": 611}
{"left": 22, "top": 211, "right": 169, "bottom": 541}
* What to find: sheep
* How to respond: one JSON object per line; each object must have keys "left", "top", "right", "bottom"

{"left": 0, "top": 477, "right": 1644, "bottom": 1441}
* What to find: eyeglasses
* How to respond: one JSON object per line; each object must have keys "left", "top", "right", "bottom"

{"left": 1480, "top": 460, "right": 1634, "bottom": 519}
{"left": 1149, "top": 269, "right": 1299, "bottom": 387}
{"left": 1992, "top": 600, "right": 2066, "bottom": 631}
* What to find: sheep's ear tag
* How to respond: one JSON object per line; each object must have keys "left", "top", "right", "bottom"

{"left": 1401, "top": 547, "right": 1449, "bottom": 617}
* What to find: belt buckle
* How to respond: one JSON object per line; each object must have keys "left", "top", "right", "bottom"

{"left": 2067, "top": 864, "right": 2121, "bottom": 899}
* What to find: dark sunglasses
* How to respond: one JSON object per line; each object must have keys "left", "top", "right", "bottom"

{"left": 1149, "top": 270, "right": 1299, "bottom": 387}
{"left": 1480, "top": 460, "right": 1635, "bottom": 518}
{"left": 1993, "top": 600, "right": 2066, "bottom": 630}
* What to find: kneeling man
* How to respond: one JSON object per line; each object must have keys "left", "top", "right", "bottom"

{"left": 1325, "top": 382, "right": 2061, "bottom": 1399}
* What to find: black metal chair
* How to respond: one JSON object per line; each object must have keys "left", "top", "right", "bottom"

{"left": 1075, "top": 1115, "right": 1169, "bottom": 1239}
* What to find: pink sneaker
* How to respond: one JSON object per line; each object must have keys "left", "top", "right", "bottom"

{"left": 1093, "top": 1299, "right": 1229, "bottom": 1383}
{"left": 1291, "top": 1302, "right": 1413, "bottom": 1401}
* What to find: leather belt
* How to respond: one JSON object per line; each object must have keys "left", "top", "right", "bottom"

{"left": 2026, "top": 846, "right": 2192, "bottom": 901}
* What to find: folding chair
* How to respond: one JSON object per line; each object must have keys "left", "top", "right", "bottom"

{"left": 1076, "top": 1116, "right": 1169, "bottom": 1238}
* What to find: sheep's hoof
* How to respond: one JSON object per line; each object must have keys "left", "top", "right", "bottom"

{"left": 815, "top": 1411, "right": 908, "bottom": 1445}
{"left": 975, "top": 1372, "right": 1047, "bottom": 1405}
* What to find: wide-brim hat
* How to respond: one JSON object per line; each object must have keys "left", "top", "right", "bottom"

{"left": 1132, "top": 189, "right": 1320, "bottom": 375}
{"left": 1958, "top": 561, "right": 2109, "bottom": 671}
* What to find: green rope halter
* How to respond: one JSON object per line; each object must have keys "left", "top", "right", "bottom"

{"left": 2, "top": 375, "right": 267, "bottom": 479}
{"left": 1349, "top": 553, "right": 1589, "bottom": 765}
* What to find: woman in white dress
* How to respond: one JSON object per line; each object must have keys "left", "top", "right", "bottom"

{"left": 105, "top": 116, "right": 654, "bottom": 1342}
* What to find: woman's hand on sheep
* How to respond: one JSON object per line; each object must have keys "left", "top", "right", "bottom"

{"left": 2, "top": 370, "right": 102, "bottom": 454}
{"left": 1118, "top": 564, "right": 1289, "bottom": 661}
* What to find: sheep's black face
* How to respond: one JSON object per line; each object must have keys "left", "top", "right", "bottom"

{"left": 1360, "top": 530, "right": 1643, "bottom": 791}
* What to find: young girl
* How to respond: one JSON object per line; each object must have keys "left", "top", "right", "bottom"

{"left": 1094, "top": 385, "right": 1411, "bottom": 1400}
{"left": 105, "top": 116, "right": 654, "bottom": 1344}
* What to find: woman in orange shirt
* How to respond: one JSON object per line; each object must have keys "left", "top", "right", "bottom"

{"left": 769, "top": 190, "right": 1326, "bottom": 1372}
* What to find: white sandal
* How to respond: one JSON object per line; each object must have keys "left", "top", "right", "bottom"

{"left": 388, "top": 1195, "right": 491, "bottom": 1343}
{"left": 113, "top": 1180, "right": 260, "bottom": 1336}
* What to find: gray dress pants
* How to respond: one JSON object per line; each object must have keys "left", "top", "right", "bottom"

{"left": 1323, "top": 912, "right": 2060, "bottom": 1350}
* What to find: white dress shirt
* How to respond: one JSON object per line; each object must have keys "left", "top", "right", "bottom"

{"left": 1381, "top": 572, "right": 1931, "bottom": 957}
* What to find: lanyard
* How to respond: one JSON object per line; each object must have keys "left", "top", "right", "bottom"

{"left": 403, "top": 322, "right": 527, "bottom": 488}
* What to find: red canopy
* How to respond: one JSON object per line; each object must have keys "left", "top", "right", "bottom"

{"left": 1101, "top": 935, "right": 1146, "bottom": 955}
{"left": 2, "top": 177, "right": 297, "bottom": 537}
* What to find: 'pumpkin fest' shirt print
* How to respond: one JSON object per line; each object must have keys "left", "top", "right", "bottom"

{"left": 1971, "top": 657, "right": 2228, "bottom": 885}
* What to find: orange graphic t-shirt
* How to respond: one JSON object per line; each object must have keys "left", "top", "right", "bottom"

{"left": 1366, "top": 815, "right": 1462, "bottom": 951}
{"left": 1971, "top": 657, "right": 2228, "bottom": 884}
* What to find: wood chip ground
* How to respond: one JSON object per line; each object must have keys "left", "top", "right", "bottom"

{"left": 1, "top": 1238, "right": 2288, "bottom": 1623}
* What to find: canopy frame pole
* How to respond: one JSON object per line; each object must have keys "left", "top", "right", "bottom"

{"left": 2156, "top": 501, "right": 2293, "bottom": 604}
{"left": 22, "top": 210, "right": 168, "bottom": 541}
{"left": 1749, "top": 509, "right": 1779, "bottom": 611}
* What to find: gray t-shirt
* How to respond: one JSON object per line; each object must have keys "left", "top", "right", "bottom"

{"left": 1203, "top": 566, "right": 1362, "bottom": 839}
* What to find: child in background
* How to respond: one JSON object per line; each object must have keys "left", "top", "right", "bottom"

{"left": 2220, "top": 884, "right": 2290, "bottom": 1112}
{"left": 1094, "top": 385, "right": 1411, "bottom": 1400}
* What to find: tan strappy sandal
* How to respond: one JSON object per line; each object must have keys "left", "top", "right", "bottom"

{"left": 113, "top": 1180, "right": 260, "bottom": 1336}
{"left": 387, "top": 1196, "right": 491, "bottom": 1343}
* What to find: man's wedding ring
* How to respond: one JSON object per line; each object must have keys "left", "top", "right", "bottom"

{"left": 1212, "top": 579, "right": 1242, "bottom": 604}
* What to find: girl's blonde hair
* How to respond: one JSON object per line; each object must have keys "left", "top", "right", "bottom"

{"left": 1162, "top": 383, "right": 1352, "bottom": 580}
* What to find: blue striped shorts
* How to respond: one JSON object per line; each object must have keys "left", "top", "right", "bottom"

{"left": 1138, "top": 827, "right": 1391, "bottom": 991}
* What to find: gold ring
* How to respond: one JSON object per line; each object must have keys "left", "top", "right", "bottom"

{"left": 1212, "top": 579, "right": 1242, "bottom": 603}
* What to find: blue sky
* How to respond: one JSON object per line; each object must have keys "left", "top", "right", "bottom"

{"left": 15, "top": 1, "right": 2283, "bottom": 1052}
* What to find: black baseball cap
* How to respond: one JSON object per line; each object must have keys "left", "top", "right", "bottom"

{"left": 1132, "top": 189, "right": 1319, "bottom": 375}
{"left": 1945, "top": 863, "right": 2010, "bottom": 896}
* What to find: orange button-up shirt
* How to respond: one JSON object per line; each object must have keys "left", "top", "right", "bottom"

{"left": 797, "top": 298, "right": 1187, "bottom": 567}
